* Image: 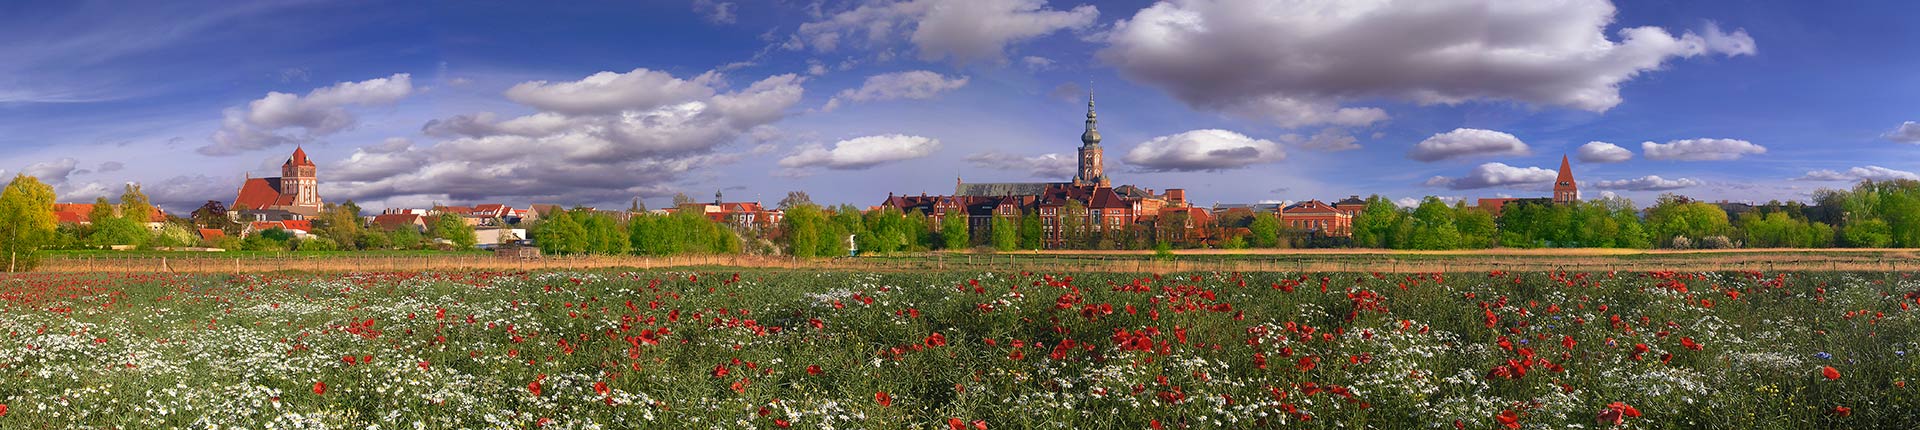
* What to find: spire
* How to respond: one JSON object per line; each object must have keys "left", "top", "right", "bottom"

{"left": 1080, "top": 90, "right": 1101, "bottom": 146}
{"left": 1556, "top": 155, "right": 1575, "bottom": 184}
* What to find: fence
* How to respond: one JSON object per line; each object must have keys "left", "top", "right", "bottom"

{"left": 30, "top": 250, "right": 1920, "bottom": 274}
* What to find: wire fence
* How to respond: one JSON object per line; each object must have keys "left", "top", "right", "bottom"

{"left": 30, "top": 250, "right": 1920, "bottom": 274}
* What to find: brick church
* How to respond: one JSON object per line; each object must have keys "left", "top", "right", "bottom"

{"left": 232, "top": 147, "right": 324, "bottom": 217}
{"left": 882, "top": 92, "right": 1207, "bottom": 246}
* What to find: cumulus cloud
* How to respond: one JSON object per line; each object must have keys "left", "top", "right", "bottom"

{"left": 1642, "top": 138, "right": 1766, "bottom": 161}
{"left": 1123, "top": 129, "right": 1286, "bottom": 171}
{"left": 692, "top": 0, "right": 737, "bottom": 24}
{"left": 504, "top": 68, "right": 718, "bottom": 116}
{"left": 778, "top": 134, "right": 942, "bottom": 171}
{"left": 1886, "top": 121, "right": 1920, "bottom": 144}
{"left": 1021, "top": 56, "right": 1055, "bottom": 71}
{"left": 327, "top": 70, "right": 804, "bottom": 208}
{"left": 201, "top": 73, "right": 416, "bottom": 155}
{"left": 1590, "top": 175, "right": 1702, "bottom": 191}
{"left": 788, "top": 0, "right": 1097, "bottom": 64}
{"left": 1099, "top": 0, "right": 1754, "bottom": 127}
{"left": 1288, "top": 128, "right": 1361, "bottom": 152}
{"left": 1423, "top": 162, "right": 1557, "bottom": 190}
{"left": 1796, "top": 166, "right": 1919, "bottom": 182}
{"left": 965, "top": 152, "right": 1075, "bottom": 178}
{"left": 1576, "top": 141, "right": 1633, "bottom": 163}
{"left": 20, "top": 158, "right": 80, "bottom": 186}
{"left": 1409, "top": 128, "right": 1530, "bottom": 162}
{"left": 823, "top": 70, "right": 969, "bottom": 111}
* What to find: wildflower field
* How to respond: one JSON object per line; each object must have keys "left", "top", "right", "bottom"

{"left": 1, "top": 269, "right": 1917, "bottom": 429}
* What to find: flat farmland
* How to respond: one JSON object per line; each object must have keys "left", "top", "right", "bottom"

{"left": 0, "top": 268, "right": 1915, "bottom": 428}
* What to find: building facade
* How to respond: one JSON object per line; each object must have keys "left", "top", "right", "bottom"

{"left": 232, "top": 147, "right": 323, "bottom": 217}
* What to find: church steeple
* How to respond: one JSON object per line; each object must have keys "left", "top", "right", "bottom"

{"left": 1080, "top": 91, "right": 1101, "bottom": 146}
{"left": 1553, "top": 155, "right": 1578, "bottom": 204}
{"left": 1074, "top": 90, "right": 1108, "bottom": 187}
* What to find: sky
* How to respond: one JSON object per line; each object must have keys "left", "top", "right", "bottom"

{"left": 3, "top": 0, "right": 1918, "bottom": 214}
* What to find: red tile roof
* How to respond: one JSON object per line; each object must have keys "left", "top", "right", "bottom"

{"left": 199, "top": 229, "right": 226, "bottom": 240}
{"left": 233, "top": 178, "right": 285, "bottom": 210}
{"left": 51, "top": 203, "right": 166, "bottom": 223}
{"left": 285, "top": 147, "right": 314, "bottom": 167}
{"left": 373, "top": 213, "right": 425, "bottom": 230}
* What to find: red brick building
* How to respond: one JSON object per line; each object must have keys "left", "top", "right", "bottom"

{"left": 233, "top": 147, "right": 323, "bottom": 217}
{"left": 1280, "top": 199, "right": 1353, "bottom": 237}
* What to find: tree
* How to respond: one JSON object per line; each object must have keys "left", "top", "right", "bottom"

{"left": 87, "top": 197, "right": 145, "bottom": 247}
{"left": 1646, "top": 194, "right": 1731, "bottom": 247}
{"left": 991, "top": 215, "right": 1017, "bottom": 251}
{"left": 630, "top": 197, "right": 646, "bottom": 213}
{"left": 431, "top": 213, "right": 478, "bottom": 249}
{"left": 314, "top": 202, "right": 364, "bottom": 250}
{"left": 119, "top": 183, "right": 153, "bottom": 226}
{"left": 1454, "top": 206, "right": 1497, "bottom": 249}
{"left": 0, "top": 175, "right": 58, "bottom": 270}
{"left": 1408, "top": 197, "right": 1460, "bottom": 250}
{"left": 940, "top": 210, "right": 968, "bottom": 250}
{"left": 1247, "top": 212, "right": 1281, "bottom": 248}
{"left": 534, "top": 210, "right": 585, "bottom": 254}
{"left": 780, "top": 204, "right": 827, "bottom": 258}
{"left": 191, "top": 200, "right": 240, "bottom": 234}
{"left": 1061, "top": 200, "right": 1088, "bottom": 248}
{"left": 673, "top": 193, "right": 695, "bottom": 206}
{"left": 1018, "top": 212, "right": 1044, "bottom": 250}
{"left": 1352, "top": 196, "right": 1401, "bottom": 248}
{"left": 778, "top": 191, "right": 813, "bottom": 210}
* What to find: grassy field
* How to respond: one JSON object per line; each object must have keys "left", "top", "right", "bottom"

{"left": 0, "top": 268, "right": 1915, "bottom": 428}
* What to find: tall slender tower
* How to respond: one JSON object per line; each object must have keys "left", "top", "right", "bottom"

{"left": 1553, "top": 155, "right": 1578, "bottom": 204}
{"left": 1075, "top": 91, "right": 1109, "bottom": 187}
{"left": 281, "top": 146, "right": 321, "bottom": 214}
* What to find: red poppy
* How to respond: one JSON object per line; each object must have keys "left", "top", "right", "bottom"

{"left": 0, "top": 403, "right": 6, "bottom": 416}
{"left": 774, "top": 419, "right": 791, "bottom": 428}
{"left": 926, "top": 332, "right": 948, "bottom": 347}
{"left": 528, "top": 380, "right": 543, "bottom": 397}
{"left": 1832, "top": 406, "right": 1852, "bottom": 417}
{"left": 1597, "top": 401, "right": 1641, "bottom": 425}
{"left": 1494, "top": 410, "right": 1520, "bottom": 429}
{"left": 594, "top": 381, "right": 610, "bottom": 396}
{"left": 948, "top": 418, "right": 965, "bottom": 430}
{"left": 806, "top": 365, "right": 822, "bottom": 375}
{"left": 875, "top": 391, "right": 893, "bottom": 407}
{"left": 312, "top": 381, "right": 327, "bottom": 395}
{"left": 1823, "top": 366, "right": 1841, "bottom": 380}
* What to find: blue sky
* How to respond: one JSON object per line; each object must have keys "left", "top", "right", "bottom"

{"left": 3, "top": 0, "right": 1917, "bottom": 213}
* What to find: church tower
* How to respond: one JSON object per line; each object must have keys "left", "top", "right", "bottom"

{"left": 281, "top": 147, "right": 322, "bottom": 214}
{"left": 1074, "top": 92, "right": 1109, "bottom": 187}
{"left": 1553, "top": 155, "right": 1578, "bottom": 204}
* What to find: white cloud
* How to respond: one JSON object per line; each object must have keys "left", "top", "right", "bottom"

{"left": 1288, "top": 128, "right": 1361, "bottom": 152}
{"left": 1796, "top": 166, "right": 1919, "bottom": 182}
{"left": 823, "top": 70, "right": 969, "bottom": 111}
{"left": 790, "top": 0, "right": 1098, "bottom": 64}
{"left": 1099, "top": 0, "right": 1754, "bottom": 127}
{"left": 1123, "top": 129, "right": 1286, "bottom": 171}
{"left": 1576, "top": 141, "right": 1633, "bottom": 163}
{"left": 96, "top": 161, "right": 124, "bottom": 173}
{"left": 504, "top": 68, "right": 719, "bottom": 116}
{"left": 778, "top": 134, "right": 942, "bottom": 171}
{"left": 1409, "top": 128, "right": 1530, "bottom": 162}
{"left": 20, "top": 158, "right": 79, "bottom": 185}
{"left": 1423, "top": 162, "right": 1556, "bottom": 190}
{"left": 965, "top": 152, "right": 1075, "bottom": 178}
{"left": 328, "top": 70, "right": 804, "bottom": 208}
{"left": 692, "top": 0, "right": 737, "bottom": 24}
{"left": 1590, "top": 175, "right": 1702, "bottom": 191}
{"left": 1021, "top": 56, "right": 1055, "bottom": 71}
{"left": 201, "top": 73, "right": 416, "bottom": 155}
{"left": 1886, "top": 121, "right": 1920, "bottom": 144}
{"left": 1641, "top": 138, "right": 1766, "bottom": 161}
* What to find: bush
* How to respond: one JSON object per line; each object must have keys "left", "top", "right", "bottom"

{"left": 1668, "top": 235, "right": 1693, "bottom": 249}
{"left": 297, "top": 237, "right": 339, "bottom": 252}
{"left": 1699, "top": 235, "right": 1735, "bottom": 249}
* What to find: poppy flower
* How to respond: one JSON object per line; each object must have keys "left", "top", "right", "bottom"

{"left": 1494, "top": 410, "right": 1520, "bottom": 429}
{"left": 1832, "top": 406, "right": 1852, "bottom": 417}
{"left": 1597, "top": 402, "right": 1641, "bottom": 425}
{"left": 806, "top": 365, "right": 822, "bottom": 375}
{"left": 594, "top": 381, "right": 610, "bottom": 396}
{"left": 312, "top": 381, "right": 327, "bottom": 395}
{"left": 1823, "top": 366, "right": 1842, "bottom": 380}
{"left": 875, "top": 391, "right": 893, "bottom": 407}
{"left": 528, "top": 380, "right": 543, "bottom": 397}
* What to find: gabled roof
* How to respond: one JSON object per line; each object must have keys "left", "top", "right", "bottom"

{"left": 1282, "top": 200, "right": 1343, "bottom": 215}
{"left": 1335, "top": 195, "right": 1367, "bottom": 206}
{"left": 233, "top": 177, "right": 285, "bottom": 210}
{"left": 285, "top": 147, "right": 315, "bottom": 167}
{"left": 372, "top": 213, "right": 426, "bottom": 230}
{"left": 51, "top": 203, "right": 166, "bottom": 223}
{"left": 198, "top": 229, "right": 225, "bottom": 240}
{"left": 954, "top": 182, "right": 1063, "bottom": 197}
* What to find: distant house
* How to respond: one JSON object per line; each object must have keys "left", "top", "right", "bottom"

{"left": 1280, "top": 200, "right": 1352, "bottom": 237}
{"left": 231, "top": 147, "right": 323, "bottom": 217}
{"left": 372, "top": 213, "right": 427, "bottom": 232}
{"left": 198, "top": 229, "right": 227, "bottom": 242}
{"left": 233, "top": 209, "right": 305, "bottom": 222}
{"left": 244, "top": 220, "right": 312, "bottom": 238}
{"left": 51, "top": 203, "right": 167, "bottom": 228}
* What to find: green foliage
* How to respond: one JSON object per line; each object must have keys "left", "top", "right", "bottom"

{"left": 1247, "top": 212, "right": 1280, "bottom": 248}
{"left": 1740, "top": 211, "right": 1833, "bottom": 248}
{"left": 533, "top": 210, "right": 586, "bottom": 255}
{"left": 1453, "top": 206, "right": 1497, "bottom": 249}
{"left": 781, "top": 204, "right": 827, "bottom": 258}
{"left": 118, "top": 183, "right": 153, "bottom": 226}
{"left": 431, "top": 214, "right": 479, "bottom": 250}
{"left": 1407, "top": 197, "right": 1460, "bottom": 250}
{"left": 0, "top": 174, "right": 58, "bottom": 270}
{"left": 1352, "top": 196, "right": 1402, "bottom": 248}
{"left": 990, "top": 215, "right": 1017, "bottom": 251}
{"left": 629, "top": 211, "right": 736, "bottom": 256}
{"left": 388, "top": 226, "right": 424, "bottom": 250}
{"left": 314, "top": 202, "right": 364, "bottom": 250}
{"left": 1647, "top": 195, "right": 1731, "bottom": 248}
{"left": 297, "top": 237, "right": 339, "bottom": 252}
{"left": 940, "top": 210, "right": 968, "bottom": 251}
{"left": 1018, "top": 212, "right": 1043, "bottom": 250}
{"left": 152, "top": 224, "right": 198, "bottom": 248}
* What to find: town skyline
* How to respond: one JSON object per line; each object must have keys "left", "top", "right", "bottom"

{"left": 4, "top": 0, "right": 1918, "bottom": 215}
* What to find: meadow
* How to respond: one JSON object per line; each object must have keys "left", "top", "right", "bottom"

{"left": 0, "top": 267, "right": 1915, "bottom": 429}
